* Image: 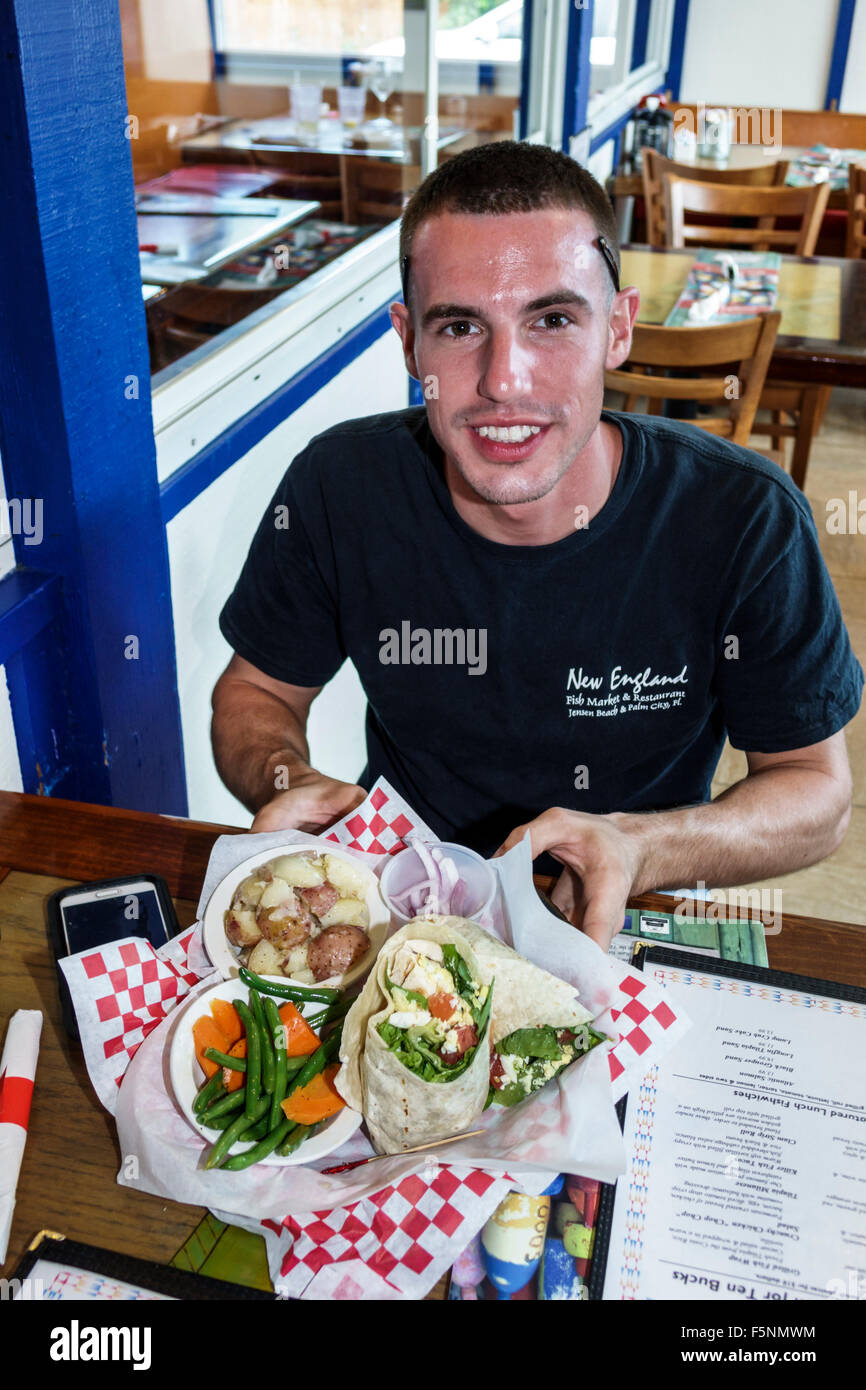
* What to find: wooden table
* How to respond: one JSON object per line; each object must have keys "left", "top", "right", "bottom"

{"left": 1, "top": 790, "right": 864, "bottom": 1297}
{"left": 620, "top": 244, "right": 866, "bottom": 388}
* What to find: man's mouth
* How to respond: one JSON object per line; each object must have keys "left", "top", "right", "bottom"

{"left": 468, "top": 422, "right": 551, "bottom": 460}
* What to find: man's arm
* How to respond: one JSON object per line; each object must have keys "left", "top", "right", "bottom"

{"left": 495, "top": 731, "right": 854, "bottom": 950}
{"left": 211, "top": 653, "right": 366, "bottom": 831}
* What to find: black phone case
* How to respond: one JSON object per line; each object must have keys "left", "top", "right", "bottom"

{"left": 46, "top": 874, "right": 182, "bottom": 1040}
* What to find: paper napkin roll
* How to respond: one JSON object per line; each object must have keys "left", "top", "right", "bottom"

{"left": 0, "top": 1010, "right": 43, "bottom": 1262}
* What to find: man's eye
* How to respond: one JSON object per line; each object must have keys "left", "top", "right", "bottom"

{"left": 533, "top": 312, "right": 572, "bottom": 330}
{"left": 440, "top": 320, "right": 479, "bottom": 338}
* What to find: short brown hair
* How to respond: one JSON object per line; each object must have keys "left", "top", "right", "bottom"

{"left": 399, "top": 140, "right": 620, "bottom": 311}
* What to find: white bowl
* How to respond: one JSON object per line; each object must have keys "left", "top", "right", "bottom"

{"left": 202, "top": 843, "right": 391, "bottom": 987}
{"left": 169, "top": 975, "right": 362, "bottom": 1166}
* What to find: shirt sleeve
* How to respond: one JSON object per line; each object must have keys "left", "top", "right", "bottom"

{"left": 714, "top": 503, "right": 863, "bottom": 752}
{"left": 218, "top": 451, "right": 346, "bottom": 688}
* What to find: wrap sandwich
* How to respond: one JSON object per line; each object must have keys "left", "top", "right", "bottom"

{"left": 336, "top": 914, "right": 605, "bottom": 1153}
{"left": 336, "top": 918, "right": 494, "bottom": 1153}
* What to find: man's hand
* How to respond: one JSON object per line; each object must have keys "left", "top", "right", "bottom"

{"left": 251, "top": 771, "right": 368, "bottom": 834}
{"left": 495, "top": 808, "right": 643, "bottom": 952}
{"left": 495, "top": 733, "right": 854, "bottom": 953}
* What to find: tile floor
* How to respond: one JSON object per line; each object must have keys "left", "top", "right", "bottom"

{"left": 710, "top": 386, "right": 866, "bottom": 927}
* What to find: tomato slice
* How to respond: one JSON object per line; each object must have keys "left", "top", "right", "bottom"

{"left": 428, "top": 991, "right": 456, "bottom": 1021}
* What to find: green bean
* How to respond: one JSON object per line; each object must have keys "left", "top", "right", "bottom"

{"left": 204, "top": 1095, "right": 270, "bottom": 1169}
{"left": 284, "top": 1054, "right": 309, "bottom": 1076}
{"left": 276, "top": 1122, "right": 316, "bottom": 1157}
{"left": 265, "top": 995, "right": 288, "bottom": 1133}
{"left": 250, "top": 989, "right": 275, "bottom": 1095}
{"left": 235, "top": 998, "right": 261, "bottom": 1120}
{"left": 202, "top": 1088, "right": 246, "bottom": 1122}
{"left": 221, "top": 1117, "right": 298, "bottom": 1171}
{"left": 204, "top": 1046, "right": 246, "bottom": 1073}
{"left": 201, "top": 1114, "right": 269, "bottom": 1140}
{"left": 193, "top": 1071, "right": 226, "bottom": 1115}
{"left": 283, "top": 1026, "right": 343, "bottom": 1105}
{"left": 305, "top": 999, "right": 352, "bottom": 1031}
{"left": 239, "top": 966, "right": 340, "bottom": 1006}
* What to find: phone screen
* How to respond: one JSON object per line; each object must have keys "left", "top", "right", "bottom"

{"left": 59, "top": 886, "right": 171, "bottom": 954}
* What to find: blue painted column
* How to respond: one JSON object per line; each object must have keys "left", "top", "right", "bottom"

{"left": 562, "top": 0, "right": 595, "bottom": 152}
{"left": 665, "top": 0, "right": 691, "bottom": 102}
{"left": 0, "top": 0, "right": 187, "bottom": 812}
{"left": 825, "top": 0, "right": 856, "bottom": 109}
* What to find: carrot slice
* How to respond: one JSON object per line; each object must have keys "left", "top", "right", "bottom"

{"left": 193, "top": 1016, "right": 230, "bottom": 1079}
{"left": 222, "top": 1037, "right": 247, "bottom": 1092}
{"left": 278, "top": 1001, "right": 320, "bottom": 1057}
{"left": 210, "top": 998, "right": 243, "bottom": 1048}
{"left": 280, "top": 1063, "right": 345, "bottom": 1125}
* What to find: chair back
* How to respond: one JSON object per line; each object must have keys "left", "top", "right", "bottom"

{"left": 845, "top": 162, "right": 866, "bottom": 259}
{"left": 641, "top": 148, "right": 789, "bottom": 247}
{"left": 604, "top": 312, "right": 781, "bottom": 447}
{"left": 339, "top": 155, "right": 413, "bottom": 224}
{"left": 663, "top": 176, "right": 830, "bottom": 255}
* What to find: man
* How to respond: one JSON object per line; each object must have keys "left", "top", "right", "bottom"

{"left": 211, "top": 141, "right": 862, "bottom": 951}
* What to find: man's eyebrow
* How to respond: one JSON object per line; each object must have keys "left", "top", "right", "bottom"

{"left": 420, "top": 288, "right": 592, "bottom": 329}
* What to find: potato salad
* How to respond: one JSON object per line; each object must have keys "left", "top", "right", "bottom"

{"left": 224, "top": 851, "right": 371, "bottom": 984}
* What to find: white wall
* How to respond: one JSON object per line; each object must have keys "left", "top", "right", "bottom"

{"left": 679, "top": 0, "right": 838, "bottom": 111}
{"left": 842, "top": 0, "right": 866, "bottom": 112}
{"left": 166, "top": 326, "right": 409, "bottom": 827}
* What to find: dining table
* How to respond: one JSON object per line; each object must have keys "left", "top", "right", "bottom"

{"left": 1, "top": 790, "right": 864, "bottom": 1300}
{"left": 620, "top": 243, "right": 866, "bottom": 389}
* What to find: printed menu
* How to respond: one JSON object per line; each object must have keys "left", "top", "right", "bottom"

{"left": 598, "top": 950, "right": 866, "bottom": 1301}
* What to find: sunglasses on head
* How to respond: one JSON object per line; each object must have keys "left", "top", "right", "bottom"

{"left": 400, "top": 234, "right": 621, "bottom": 304}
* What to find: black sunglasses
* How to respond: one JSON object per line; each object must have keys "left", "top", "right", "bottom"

{"left": 400, "top": 234, "right": 621, "bottom": 304}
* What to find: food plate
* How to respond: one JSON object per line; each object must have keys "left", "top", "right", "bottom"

{"left": 169, "top": 975, "right": 363, "bottom": 1166}
{"left": 201, "top": 843, "right": 391, "bottom": 987}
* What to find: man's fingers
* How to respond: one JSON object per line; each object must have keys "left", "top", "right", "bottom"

{"left": 578, "top": 870, "right": 629, "bottom": 951}
{"left": 494, "top": 808, "right": 575, "bottom": 860}
{"left": 549, "top": 867, "right": 582, "bottom": 923}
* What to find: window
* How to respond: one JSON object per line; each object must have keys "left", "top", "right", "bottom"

{"left": 121, "top": 0, "right": 527, "bottom": 378}
{"left": 587, "top": 0, "right": 675, "bottom": 138}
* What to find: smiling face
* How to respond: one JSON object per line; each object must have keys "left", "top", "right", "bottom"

{"left": 391, "top": 207, "right": 638, "bottom": 509}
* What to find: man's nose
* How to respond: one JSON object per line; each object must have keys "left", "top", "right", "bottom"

{"left": 477, "top": 329, "right": 532, "bottom": 399}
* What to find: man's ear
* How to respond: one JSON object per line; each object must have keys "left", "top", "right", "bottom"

{"left": 605, "top": 286, "right": 641, "bottom": 371}
{"left": 390, "top": 300, "right": 420, "bottom": 380}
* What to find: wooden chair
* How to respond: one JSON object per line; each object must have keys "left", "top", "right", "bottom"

{"left": 604, "top": 314, "right": 781, "bottom": 448}
{"left": 339, "top": 156, "right": 413, "bottom": 225}
{"left": 664, "top": 175, "right": 830, "bottom": 255}
{"left": 660, "top": 175, "right": 832, "bottom": 488}
{"left": 641, "top": 149, "right": 789, "bottom": 248}
{"left": 845, "top": 162, "right": 866, "bottom": 259}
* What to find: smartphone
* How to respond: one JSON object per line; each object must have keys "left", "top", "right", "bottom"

{"left": 47, "top": 874, "right": 181, "bottom": 1037}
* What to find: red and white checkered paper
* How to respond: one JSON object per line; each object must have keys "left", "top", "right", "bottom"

{"left": 62, "top": 777, "right": 689, "bottom": 1299}
{"left": 250, "top": 1165, "right": 515, "bottom": 1299}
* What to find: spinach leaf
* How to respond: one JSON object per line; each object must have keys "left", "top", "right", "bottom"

{"left": 441, "top": 944, "right": 474, "bottom": 999}
{"left": 384, "top": 973, "right": 428, "bottom": 1009}
{"left": 494, "top": 1081, "right": 530, "bottom": 1108}
{"left": 498, "top": 1026, "right": 562, "bottom": 1061}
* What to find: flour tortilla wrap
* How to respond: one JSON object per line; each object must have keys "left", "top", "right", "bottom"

{"left": 336, "top": 919, "right": 494, "bottom": 1154}
{"left": 422, "top": 915, "right": 594, "bottom": 1040}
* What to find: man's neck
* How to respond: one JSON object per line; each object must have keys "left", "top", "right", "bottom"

{"left": 442, "top": 418, "right": 623, "bottom": 546}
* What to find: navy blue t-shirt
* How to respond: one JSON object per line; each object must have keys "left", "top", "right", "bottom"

{"left": 219, "top": 407, "right": 863, "bottom": 855}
